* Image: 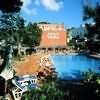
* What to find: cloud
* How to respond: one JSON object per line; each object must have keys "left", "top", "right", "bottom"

{"left": 40, "top": 0, "right": 64, "bottom": 11}
{"left": 21, "top": 0, "right": 37, "bottom": 15}
{"left": 23, "top": 7, "right": 37, "bottom": 15}
{"left": 34, "top": 0, "right": 40, "bottom": 6}
{"left": 21, "top": 0, "right": 31, "bottom": 7}
{"left": 21, "top": 0, "right": 63, "bottom": 15}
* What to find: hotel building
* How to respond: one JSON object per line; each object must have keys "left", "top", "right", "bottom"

{"left": 38, "top": 23, "right": 67, "bottom": 52}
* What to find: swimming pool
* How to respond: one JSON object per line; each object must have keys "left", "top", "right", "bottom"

{"left": 51, "top": 54, "right": 100, "bottom": 80}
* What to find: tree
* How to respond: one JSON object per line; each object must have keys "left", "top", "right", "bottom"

{"left": 23, "top": 22, "right": 42, "bottom": 47}
{"left": 0, "top": 0, "right": 22, "bottom": 13}
{"left": 0, "top": 13, "right": 26, "bottom": 58}
{"left": 0, "top": 14, "right": 24, "bottom": 42}
{"left": 0, "top": 0, "right": 23, "bottom": 98}
{"left": 83, "top": 3, "right": 100, "bottom": 52}
{"left": 14, "top": 15, "right": 25, "bottom": 56}
{"left": 0, "top": 0, "right": 23, "bottom": 73}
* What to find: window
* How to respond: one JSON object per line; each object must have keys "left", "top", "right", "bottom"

{"left": 31, "top": 80, "right": 36, "bottom": 83}
{"left": 48, "top": 32, "right": 59, "bottom": 39}
{"left": 19, "top": 93, "right": 21, "bottom": 97}
{"left": 42, "top": 26, "right": 44, "bottom": 29}
{"left": 34, "top": 80, "right": 36, "bottom": 83}
{"left": 15, "top": 94, "right": 18, "bottom": 98}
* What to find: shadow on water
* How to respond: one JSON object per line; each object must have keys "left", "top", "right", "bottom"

{"left": 58, "top": 80, "right": 100, "bottom": 100}
{"left": 60, "top": 69, "right": 83, "bottom": 80}
{"left": 56, "top": 69, "right": 100, "bottom": 100}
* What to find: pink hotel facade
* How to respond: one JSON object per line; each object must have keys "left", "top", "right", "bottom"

{"left": 38, "top": 23, "right": 67, "bottom": 51}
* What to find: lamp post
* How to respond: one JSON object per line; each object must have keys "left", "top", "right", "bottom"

{"left": 84, "top": 37, "right": 88, "bottom": 50}
{"left": 75, "top": 39, "right": 78, "bottom": 51}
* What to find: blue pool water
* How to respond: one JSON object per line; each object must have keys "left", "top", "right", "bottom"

{"left": 51, "top": 54, "right": 100, "bottom": 80}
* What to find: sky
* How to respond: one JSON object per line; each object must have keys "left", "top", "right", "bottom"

{"left": 20, "top": 0, "right": 100, "bottom": 28}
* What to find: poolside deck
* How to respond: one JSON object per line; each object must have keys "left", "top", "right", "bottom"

{"left": 14, "top": 54, "right": 41, "bottom": 76}
{"left": 14, "top": 53, "right": 55, "bottom": 77}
